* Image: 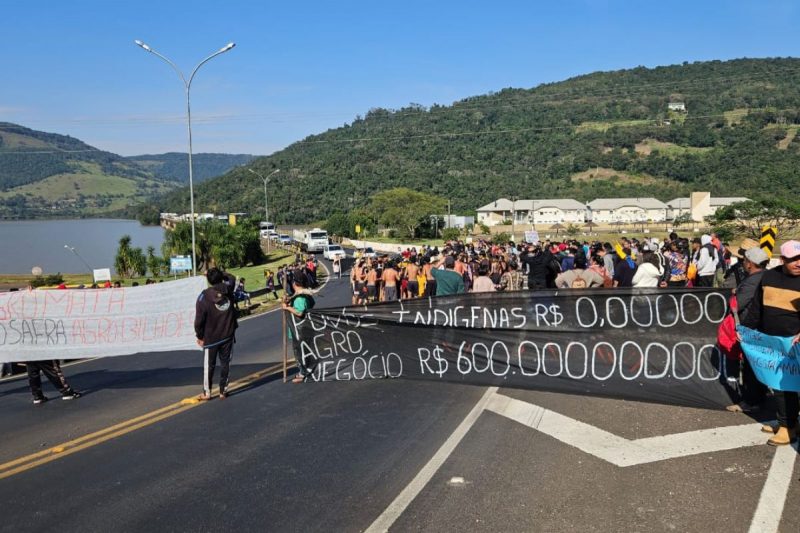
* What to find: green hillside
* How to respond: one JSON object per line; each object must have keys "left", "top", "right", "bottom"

{"left": 126, "top": 152, "right": 256, "bottom": 183}
{"left": 0, "top": 123, "right": 253, "bottom": 219}
{"left": 154, "top": 57, "right": 800, "bottom": 223}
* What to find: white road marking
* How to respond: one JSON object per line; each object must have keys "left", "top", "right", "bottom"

{"left": 486, "top": 393, "right": 767, "bottom": 467}
{"left": 748, "top": 443, "right": 798, "bottom": 533}
{"left": 364, "top": 387, "right": 497, "bottom": 533}
{"left": 368, "top": 389, "right": 795, "bottom": 532}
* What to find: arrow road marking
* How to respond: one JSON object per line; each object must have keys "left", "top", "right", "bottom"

{"left": 485, "top": 393, "right": 767, "bottom": 467}
{"left": 367, "top": 389, "right": 796, "bottom": 533}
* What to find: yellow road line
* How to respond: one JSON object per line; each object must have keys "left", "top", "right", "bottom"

{"left": 0, "top": 362, "right": 287, "bottom": 480}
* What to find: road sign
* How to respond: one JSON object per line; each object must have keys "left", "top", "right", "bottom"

{"left": 170, "top": 256, "right": 193, "bottom": 273}
{"left": 760, "top": 226, "right": 777, "bottom": 257}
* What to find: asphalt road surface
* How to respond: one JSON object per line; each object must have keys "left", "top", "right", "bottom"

{"left": 0, "top": 257, "right": 798, "bottom": 532}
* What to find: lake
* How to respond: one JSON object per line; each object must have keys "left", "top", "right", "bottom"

{"left": 0, "top": 219, "right": 165, "bottom": 275}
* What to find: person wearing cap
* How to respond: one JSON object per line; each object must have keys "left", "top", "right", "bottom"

{"left": 726, "top": 238, "right": 760, "bottom": 287}
{"left": 430, "top": 255, "right": 466, "bottom": 296}
{"left": 727, "top": 245, "right": 771, "bottom": 413}
{"left": 749, "top": 240, "right": 800, "bottom": 445}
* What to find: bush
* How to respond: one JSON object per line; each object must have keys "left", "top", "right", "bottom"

{"left": 30, "top": 273, "right": 64, "bottom": 288}
{"left": 441, "top": 227, "right": 461, "bottom": 241}
{"left": 494, "top": 232, "right": 511, "bottom": 243}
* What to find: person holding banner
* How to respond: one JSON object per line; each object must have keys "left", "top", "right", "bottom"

{"left": 748, "top": 240, "right": 800, "bottom": 446}
{"left": 282, "top": 273, "right": 316, "bottom": 383}
{"left": 195, "top": 268, "right": 239, "bottom": 401}
{"left": 26, "top": 360, "right": 81, "bottom": 404}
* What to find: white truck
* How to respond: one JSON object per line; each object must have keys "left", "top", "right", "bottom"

{"left": 292, "top": 228, "right": 329, "bottom": 253}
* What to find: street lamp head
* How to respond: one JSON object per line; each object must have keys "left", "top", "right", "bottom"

{"left": 134, "top": 39, "right": 152, "bottom": 52}
{"left": 64, "top": 244, "right": 70, "bottom": 249}
{"left": 220, "top": 42, "right": 236, "bottom": 52}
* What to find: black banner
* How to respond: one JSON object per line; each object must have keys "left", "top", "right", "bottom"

{"left": 291, "top": 288, "right": 736, "bottom": 409}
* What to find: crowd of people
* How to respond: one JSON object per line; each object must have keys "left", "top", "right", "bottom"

{"left": 344, "top": 231, "right": 747, "bottom": 301}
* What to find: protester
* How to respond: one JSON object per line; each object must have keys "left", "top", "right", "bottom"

{"left": 471, "top": 264, "right": 496, "bottom": 293}
{"left": 691, "top": 235, "right": 719, "bottom": 288}
{"left": 631, "top": 247, "right": 665, "bottom": 287}
{"left": 264, "top": 269, "right": 279, "bottom": 300}
{"left": 381, "top": 261, "right": 400, "bottom": 301}
{"left": 555, "top": 254, "right": 604, "bottom": 288}
{"left": 194, "top": 267, "right": 238, "bottom": 400}
{"left": 282, "top": 273, "right": 316, "bottom": 383}
{"left": 663, "top": 239, "right": 689, "bottom": 287}
{"left": 612, "top": 253, "right": 637, "bottom": 288}
{"left": 431, "top": 255, "right": 466, "bottom": 296}
{"left": 749, "top": 240, "right": 800, "bottom": 445}
{"left": 26, "top": 360, "right": 81, "bottom": 404}
{"left": 234, "top": 277, "right": 251, "bottom": 307}
{"left": 332, "top": 257, "right": 342, "bottom": 279}
{"left": 726, "top": 245, "right": 770, "bottom": 413}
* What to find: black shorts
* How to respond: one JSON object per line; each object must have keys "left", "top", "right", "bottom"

{"left": 354, "top": 281, "right": 364, "bottom": 296}
{"left": 407, "top": 280, "right": 419, "bottom": 296}
{"left": 367, "top": 284, "right": 377, "bottom": 298}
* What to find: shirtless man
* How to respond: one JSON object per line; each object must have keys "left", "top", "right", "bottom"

{"left": 381, "top": 262, "right": 400, "bottom": 301}
{"left": 422, "top": 257, "right": 437, "bottom": 297}
{"left": 366, "top": 264, "right": 379, "bottom": 302}
{"left": 405, "top": 258, "right": 419, "bottom": 299}
{"left": 352, "top": 260, "right": 366, "bottom": 304}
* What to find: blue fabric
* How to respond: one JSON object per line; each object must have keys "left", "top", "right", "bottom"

{"left": 738, "top": 325, "right": 800, "bottom": 392}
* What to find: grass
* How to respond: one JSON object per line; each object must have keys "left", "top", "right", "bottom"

{"left": 0, "top": 161, "right": 177, "bottom": 213}
{"left": 570, "top": 167, "right": 683, "bottom": 187}
{"left": 0, "top": 250, "right": 296, "bottom": 289}
{"left": 633, "top": 139, "right": 712, "bottom": 156}
{"left": 0, "top": 131, "right": 52, "bottom": 150}
{"left": 575, "top": 119, "right": 653, "bottom": 133}
{"left": 723, "top": 108, "right": 749, "bottom": 126}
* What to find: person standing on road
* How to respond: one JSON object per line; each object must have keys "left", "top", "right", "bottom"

{"left": 26, "top": 360, "right": 81, "bottom": 404}
{"left": 195, "top": 268, "right": 238, "bottom": 400}
{"left": 282, "top": 272, "right": 316, "bottom": 383}
{"left": 332, "top": 257, "right": 341, "bottom": 279}
{"left": 750, "top": 241, "right": 800, "bottom": 446}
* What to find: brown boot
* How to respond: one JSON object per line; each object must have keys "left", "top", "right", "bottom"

{"left": 761, "top": 423, "right": 778, "bottom": 434}
{"left": 767, "top": 426, "right": 797, "bottom": 446}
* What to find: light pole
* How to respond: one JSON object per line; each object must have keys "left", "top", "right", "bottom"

{"left": 134, "top": 39, "right": 236, "bottom": 276}
{"left": 64, "top": 245, "right": 93, "bottom": 275}
{"left": 248, "top": 168, "right": 280, "bottom": 223}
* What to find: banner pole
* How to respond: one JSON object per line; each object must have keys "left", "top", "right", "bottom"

{"left": 282, "top": 310, "right": 288, "bottom": 383}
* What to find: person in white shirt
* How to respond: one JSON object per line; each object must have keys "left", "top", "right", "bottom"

{"left": 632, "top": 246, "right": 665, "bottom": 287}
{"left": 691, "top": 234, "right": 719, "bottom": 287}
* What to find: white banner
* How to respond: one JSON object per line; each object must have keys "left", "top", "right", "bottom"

{"left": 0, "top": 276, "right": 207, "bottom": 362}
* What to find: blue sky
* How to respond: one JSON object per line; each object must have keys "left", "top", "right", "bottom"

{"left": 1, "top": 0, "right": 798, "bottom": 156}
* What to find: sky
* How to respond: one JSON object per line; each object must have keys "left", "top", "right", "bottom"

{"left": 1, "top": 0, "right": 798, "bottom": 157}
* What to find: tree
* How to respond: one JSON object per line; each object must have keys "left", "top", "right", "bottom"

{"left": 706, "top": 199, "right": 800, "bottom": 239}
{"left": 114, "top": 235, "right": 135, "bottom": 278}
{"left": 565, "top": 223, "right": 581, "bottom": 238}
{"left": 368, "top": 188, "right": 446, "bottom": 238}
{"left": 672, "top": 212, "right": 693, "bottom": 229}
{"left": 146, "top": 246, "right": 162, "bottom": 278}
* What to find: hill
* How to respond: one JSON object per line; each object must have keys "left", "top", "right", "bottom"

{"left": 137, "top": 58, "right": 800, "bottom": 222}
{"left": 0, "top": 123, "right": 177, "bottom": 218}
{"left": 126, "top": 153, "right": 256, "bottom": 183}
{"left": 0, "top": 123, "right": 255, "bottom": 219}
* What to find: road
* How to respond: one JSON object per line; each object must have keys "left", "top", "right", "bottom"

{"left": 0, "top": 257, "right": 798, "bottom": 532}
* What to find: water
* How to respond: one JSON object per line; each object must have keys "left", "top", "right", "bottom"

{"left": 0, "top": 219, "right": 165, "bottom": 275}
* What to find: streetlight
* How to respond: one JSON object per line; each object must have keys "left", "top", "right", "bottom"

{"left": 64, "top": 244, "right": 93, "bottom": 275}
{"left": 134, "top": 39, "right": 236, "bottom": 276}
{"left": 247, "top": 168, "right": 280, "bottom": 223}
{"left": 248, "top": 168, "right": 279, "bottom": 252}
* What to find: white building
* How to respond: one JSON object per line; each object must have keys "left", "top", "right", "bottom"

{"left": 587, "top": 198, "right": 669, "bottom": 223}
{"left": 477, "top": 198, "right": 586, "bottom": 227}
{"left": 441, "top": 215, "right": 475, "bottom": 229}
{"left": 668, "top": 102, "right": 686, "bottom": 112}
{"left": 666, "top": 192, "right": 750, "bottom": 222}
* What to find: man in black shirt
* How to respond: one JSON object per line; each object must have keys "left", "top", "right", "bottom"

{"left": 752, "top": 240, "right": 800, "bottom": 445}
{"left": 195, "top": 268, "right": 238, "bottom": 400}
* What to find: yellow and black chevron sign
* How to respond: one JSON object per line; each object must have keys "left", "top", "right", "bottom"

{"left": 760, "top": 226, "right": 777, "bottom": 257}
